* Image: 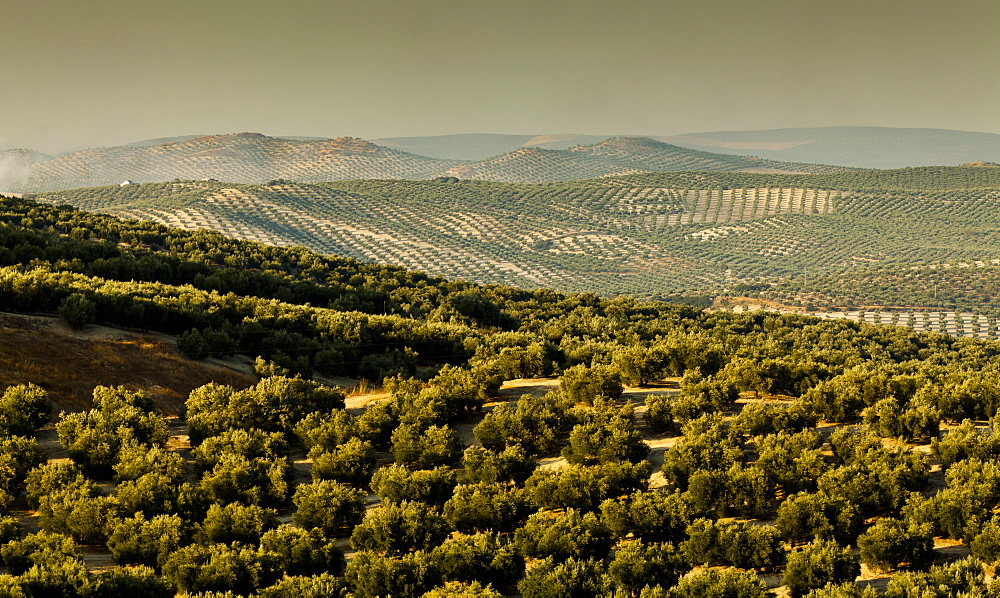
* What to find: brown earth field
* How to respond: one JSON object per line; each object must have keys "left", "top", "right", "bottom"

{"left": 0, "top": 312, "right": 256, "bottom": 414}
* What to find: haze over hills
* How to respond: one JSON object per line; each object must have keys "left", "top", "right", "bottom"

{"left": 0, "top": 149, "right": 52, "bottom": 184}
{"left": 662, "top": 127, "right": 1000, "bottom": 169}
{"left": 376, "top": 127, "right": 1000, "bottom": 168}
{"left": 372, "top": 133, "right": 615, "bottom": 160}
{"left": 2, "top": 133, "right": 842, "bottom": 192}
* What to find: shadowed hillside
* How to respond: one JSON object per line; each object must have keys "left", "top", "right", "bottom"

{"left": 434, "top": 138, "right": 842, "bottom": 183}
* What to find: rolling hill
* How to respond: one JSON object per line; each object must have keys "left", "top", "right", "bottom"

{"left": 10, "top": 133, "right": 459, "bottom": 192}
{"left": 381, "top": 127, "right": 1000, "bottom": 169}
{"left": 0, "top": 149, "right": 52, "bottom": 191}
{"left": 435, "top": 138, "right": 842, "bottom": 184}
{"left": 372, "top": 133, "right": 615, "bottom": 160}
{"left": 4, "top": 133, "right": 844, "bottom": 193}
{"left": 7, "top": 127, "right": 1000, "bottom": 192}
{"left": 29, "top": 166, "right": 1000, "bottom": 318}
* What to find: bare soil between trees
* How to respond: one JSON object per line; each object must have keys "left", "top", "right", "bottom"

{"left": 5, "top": 375, "right": 985, "bottom": 594}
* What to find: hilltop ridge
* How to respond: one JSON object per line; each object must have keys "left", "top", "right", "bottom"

{"left": 4, "top": 133, "right": 844, "bottom": 192}
{"left": 663, "top": 126, "right": 1000, "bottom": 168}
{"left": 428, "top": 137, "right": 841, "bottom": 184}
{"left": 375, "top": 127, "right": 1000, "bottom": 168}
{"left": 8, "top": 126, "right": 1000, "bottom": 191}
{"left": 12, "top": 133, "right": 453, "bottom": 191}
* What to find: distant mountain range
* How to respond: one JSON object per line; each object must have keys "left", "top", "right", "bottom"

{"left": 0, "top": 134, "right": 839, "bottom": 192}
{"left": 374, "top": 127, "right": 1000, "bottom": 169}
{"left": 663, "top": 127, "right": 1000, "bottom": 169}
{"left": 5, "top": 126, "right": 1000, "bottom": 192}
{"left": 372, "top": 133, "right": 614, "bottom": 160}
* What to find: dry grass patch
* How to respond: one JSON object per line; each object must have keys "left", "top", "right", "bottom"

{"left": 0, "top": 313, "right": 255, "bottom": 414}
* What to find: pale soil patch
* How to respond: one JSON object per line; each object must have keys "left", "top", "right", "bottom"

{"left": 450, "top": 415, "right": 481, "bottom": 448}
{"left": 646, "top": 436, "right": 681, "bottom": 490}
{"left": 165, "top": 416, "right": 192, "bottom": 452}
{"left": 764, "top": 575, "right": 790, "bottom": 597}
{"left": 344, "top": 392, "right": 390, "bottom": 412}
{"left": 934, "top": 536, "right": 971, "bottom": 559}
{"left": 81, "top": 547, "right": 115, "bottom": 574}
{"left": 857, "top": 563, "right": 893, "bottom": 591}
{"left": 497, "top": 378, "right": 560, "bottom": 400}
{"left": 537, "top": 455, "right": 568, "bottom": 471}
{"left": 623, "top": 381, "right": 681, "bottom": 405}
{"left": 35, "top": 428, "right": 68, "bottom": 461}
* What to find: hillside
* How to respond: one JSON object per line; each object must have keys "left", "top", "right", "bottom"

{"left": 1, "top": 195, "right": 1000, "bottom": 595}
{"left": 10, "top": 133, "right": 461, "bottom": 191}
{"left": 378, "top": 128, "right": 1000, "bottom": 169}
{"left": 5, "top": 133, "right": 845, "bottom": 192}
{"left": 9, "top": 128, "right": 1000, "bottom": 190}
{"left": 28, "top": 166, "right": 1000, "bottom": 317}
{"left": 437, "top": 138, "right": 842, "bottom": 184}
{"left": 664, "top": 126, "right": 1000, "bottom": 169}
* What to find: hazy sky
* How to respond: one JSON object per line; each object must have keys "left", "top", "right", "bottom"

{"left": 2, "top": 0, "right": 998, "bottom": 153}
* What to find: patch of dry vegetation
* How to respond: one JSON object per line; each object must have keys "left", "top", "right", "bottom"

{"left": 0, "top": 313, "right": 255, "bottom": 413}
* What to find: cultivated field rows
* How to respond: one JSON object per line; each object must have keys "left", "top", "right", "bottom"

{"left": 34, "top": 171, "right": 1000, "bottom": 300}
{"left": 725, "top": 304, "right": 1000, "bottom": 339}
{"left": 48, "top": 182, "right": 860, "bottom": 293}
{"left": 10, "top": 135, "right": 847, "bottom": 192}
{"left": 115, "top": 189, "right": 579, "bottom": 288}
{"left": 18, "top": 134, "right": 459, "bottom": 191}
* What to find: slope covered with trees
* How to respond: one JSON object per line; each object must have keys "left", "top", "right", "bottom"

{"left": 0, "top": 198, "right": 999, "bottom": 595}
{"left": 28, "top": 166, "right": 1000, "bottom": 321}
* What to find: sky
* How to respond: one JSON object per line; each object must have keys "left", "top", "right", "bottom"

{"left": 2, "top": 0, "right": 998, "bottom": 154}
